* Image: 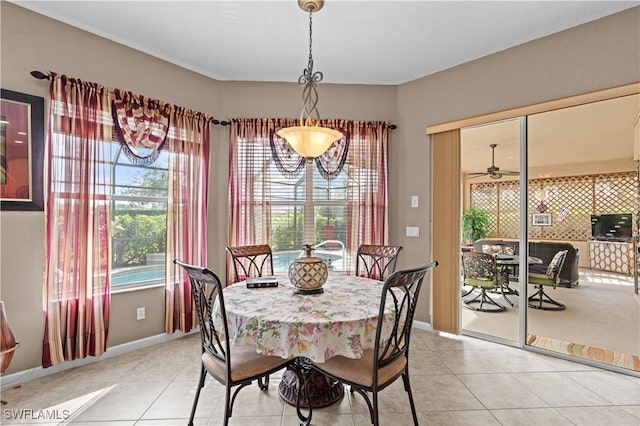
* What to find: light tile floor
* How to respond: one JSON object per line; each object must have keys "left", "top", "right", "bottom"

{"left": 1, "top": 329, "right": 639, "bottom": 425}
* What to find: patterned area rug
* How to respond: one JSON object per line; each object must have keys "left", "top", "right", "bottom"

{"left": 527, "top": 334, "right": 640, "bottom": 371}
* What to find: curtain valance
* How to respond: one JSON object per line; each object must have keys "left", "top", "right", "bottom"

{"left": 48, "top": 72, "right": 214, "bottom": 166}
{"left": 230, "top": 118, "right": 388, "bottom": 180}
{"left": 112, "top": 90, "right": 171, "bottom": 166}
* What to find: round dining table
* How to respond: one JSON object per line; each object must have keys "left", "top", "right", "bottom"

{"left": 494, "top": 254, "right": 543, "bottom": 267}
{"left": 215, "top": 273, "right": 395, "bottom": 408}
{"left": 495, "top": 254, "right": 543, "bottom": 280}
{"left": 492, "top": 254, "right": 543, "bottom": 303}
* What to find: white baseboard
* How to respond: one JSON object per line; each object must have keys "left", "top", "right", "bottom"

{"left": 0, "top": 330, "right": 197, "bottom": 389}
{"left": 413, "top": 320, "right": 433, "bottom": 331}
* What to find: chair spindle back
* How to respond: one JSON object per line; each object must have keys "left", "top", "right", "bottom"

{"left": 356, "top": 245, "right": 403, "bottom": 281}
{"left": 226, "top": 244, "right": 274, "bottom": 283}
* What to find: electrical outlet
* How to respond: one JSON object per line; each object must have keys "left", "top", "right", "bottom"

{"left": 136, "top": 307, "right": 145, "bottom": 320}
{"left": 405, "top": 226, "right": 420, "bottom": 237}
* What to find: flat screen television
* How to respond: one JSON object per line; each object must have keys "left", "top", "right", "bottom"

{"left": 590, "top": 213, "right": 633, "bottom": 242}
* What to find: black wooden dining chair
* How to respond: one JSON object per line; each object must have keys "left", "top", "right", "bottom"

{"left": 309, "top": 261, "right": 439, "bottom": 426}
{"left": 355, "top": 244, "right": 403, "bottom": 281}
{"left": 226, "top": 244, "right": 274, "bottom": 283}
{"left": 174, "top": 259, "right": 291, "bottom": 426}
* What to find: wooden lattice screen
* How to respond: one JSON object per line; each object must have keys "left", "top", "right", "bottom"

{"left": 470, "top": 172, "right": 637, "bottom": 241}
{"left": 470, "top": 184, "right": 498, "bottom": 237}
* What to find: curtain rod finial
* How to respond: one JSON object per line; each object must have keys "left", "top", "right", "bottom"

{"left": 30, "top": 70, "right": 50, "bottom": 80}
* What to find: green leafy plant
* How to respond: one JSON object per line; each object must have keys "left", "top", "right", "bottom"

{"left": 462, "top": 207, "right": 490, "bottom": 243}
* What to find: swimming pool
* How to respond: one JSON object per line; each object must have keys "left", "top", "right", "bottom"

{"left": 112, "top": 264, "right": 165, "bottom": 287}
{"left": 111, "top": 247, "right": 344, "bottom": 284}
{"left": 273, "top": 250, "right": 343, "bottom": 272}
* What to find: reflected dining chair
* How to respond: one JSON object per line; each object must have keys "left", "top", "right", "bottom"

{"left": 355, "top": 244, "right": 403, "bottom": 281}
{"left": 174, "top": 259, "right": 291, "bottom": 426}
{"left": 527, "top": 249, "right": 568, "bottom": 311}
{"left": 461, "top": 252, "right": 509, "bottom": 312}
{"left": 310, "top": 261, "right": 439, "bottom": 426}
{"left": 226, "top": 244, "right": 274, "bottom": 283}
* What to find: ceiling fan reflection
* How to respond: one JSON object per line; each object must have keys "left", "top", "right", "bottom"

{"left": 468, "top": 143, "right": 519, "bottom": 180}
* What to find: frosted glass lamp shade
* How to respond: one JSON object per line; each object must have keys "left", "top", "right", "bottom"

{"left": 277, "top": 125, "right": 343, "bottom": 159}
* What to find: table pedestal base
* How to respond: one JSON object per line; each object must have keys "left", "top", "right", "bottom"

{"left": 278, "top": 359, "right": 344, "bottom": 408}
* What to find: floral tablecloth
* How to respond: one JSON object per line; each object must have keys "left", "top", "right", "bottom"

{"left": 215, "top": 274, "right": 395, "bottom": 363}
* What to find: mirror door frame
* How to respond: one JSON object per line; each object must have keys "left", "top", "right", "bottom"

{"left": 428, "top": 82, "right": 639, "bottom": 340}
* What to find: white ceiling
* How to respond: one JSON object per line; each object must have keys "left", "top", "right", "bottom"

{"left": 9, "top": 0, "right": 640, "bottom": 174}
{"left": 461, "top": 94, "right": 640, "bottom": 175}
{"left": 9, "top": 0, "right": 639, "bottom": 85}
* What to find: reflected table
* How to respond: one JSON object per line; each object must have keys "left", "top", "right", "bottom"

{"left": 494, "top": 254, "right": 543, "bottom": 304}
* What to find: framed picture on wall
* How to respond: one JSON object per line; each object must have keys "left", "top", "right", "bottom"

{"left": 0, "top": 89, "right": 44, "bottom": 211}
{"left": 532, "top": 213, "right": 552, "bottom": 226}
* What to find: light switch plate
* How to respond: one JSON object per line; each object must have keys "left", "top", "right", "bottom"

{"left": 406, "top": 226, "right": 420, "bottom": 237}
{"left": 411, "top": 195, "right": 419, "bottom": 208}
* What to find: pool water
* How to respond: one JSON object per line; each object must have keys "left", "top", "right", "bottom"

{"left": 112, "top": 265, "right": 165, "bottom": 286}
{"left": 111, "top": 249, "right": 345, "bottom": 284}
{"left": 273, "top": 250, "right": 343, "bottom": 272}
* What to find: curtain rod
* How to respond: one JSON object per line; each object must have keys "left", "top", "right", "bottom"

{"left": 30, "top": 70, "right": 396, "bottom": 129}
{"left": 31, "top": 71, "right": 230, "bottom": 125}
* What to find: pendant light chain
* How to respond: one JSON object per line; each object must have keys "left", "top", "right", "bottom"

{"left": 276, "top": 0, "right": 344, "bottom": 160}
{"left": 298, "top": 9, "right": 323, "bottom": 124}
{"left": 307, "top": 10, "right": 313, "bottom": 71}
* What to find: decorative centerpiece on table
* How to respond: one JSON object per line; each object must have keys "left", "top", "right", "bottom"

{"left": 288, "top": 244, "right": 328, "bottom": 294}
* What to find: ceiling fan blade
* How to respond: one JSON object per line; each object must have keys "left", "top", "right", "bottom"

{"left": 467, "top": 173, "right": 488, "bottom": 179}
{"left": 501, "top": 170, "right": 520, "bottom": 175}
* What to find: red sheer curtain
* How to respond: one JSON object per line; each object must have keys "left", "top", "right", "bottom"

{"left": 43, "top": 74, "right": 113, "bottom": 367}
{"left": 227, "top": 118, "right": 284, "bottom": 283}
{"left": 164, "top": 107, "right": 210, "bottom": 333}
{"left": 43, "top": 74, "right": 210, "bottom": 366}
{"left": 345, "top": 121, "right": 389, "bottom": 250}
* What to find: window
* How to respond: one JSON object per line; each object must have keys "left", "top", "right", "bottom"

{"left": 49, "top": 135, "right": 170, "bottom": 290}
{"left": 111, "top": 148, "right": 169, "bottom": 289}
{"left": 229, "top": 119, "right": 389, "bottom": 281}
{"left": 268, "top": 161, "right": 348, "bottom": 272}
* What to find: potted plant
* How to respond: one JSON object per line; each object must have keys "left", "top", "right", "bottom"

{"left": 462, "top": 207, "right": 490, "bottom": 244}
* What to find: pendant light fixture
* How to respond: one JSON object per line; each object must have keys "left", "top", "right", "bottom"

{"left": 277, "top": 0, "right": 343, "bottom": 159}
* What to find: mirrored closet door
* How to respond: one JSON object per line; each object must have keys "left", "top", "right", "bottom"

{"left": 460, "top": 118, "right": 523, "bottom": 344}
{"left": 525, "top": 95, "right": 639, "bottom": 371}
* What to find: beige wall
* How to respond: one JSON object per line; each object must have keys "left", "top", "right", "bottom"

{"left": 0, "top": 3, "right": 220, "bottom": 372}
{"left": 0, "top": 3, "right": 396, "bottom": 373}
{"left": 1, "top": 2, "right": 638, "bottom": 373}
